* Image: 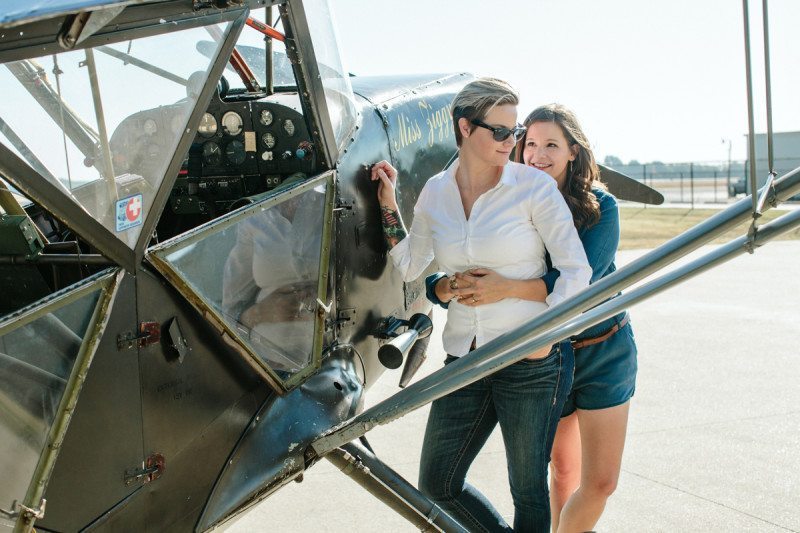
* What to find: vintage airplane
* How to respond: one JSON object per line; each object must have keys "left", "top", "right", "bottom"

{"left": 1, "top": 0, "right": 798, "bottom": 532}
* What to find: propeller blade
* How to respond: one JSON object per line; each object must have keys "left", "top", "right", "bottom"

{"left": 598, "top": 164, "right": 664, "bottom": 205}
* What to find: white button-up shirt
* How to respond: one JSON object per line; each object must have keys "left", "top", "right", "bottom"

{"left": 390, "top": 159, "right": 591, "bottom": 357}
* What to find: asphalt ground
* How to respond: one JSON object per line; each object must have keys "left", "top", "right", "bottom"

{"left": 226, "top": 240, "right": 800, "bottom": 532}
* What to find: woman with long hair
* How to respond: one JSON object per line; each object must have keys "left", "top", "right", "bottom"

{"left": 426, "top": 103, "right": 638, "bottom": 532}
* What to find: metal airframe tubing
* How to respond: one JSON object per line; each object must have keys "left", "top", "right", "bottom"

{"left": 311, "top": 168, "right": 800, "bottom": 456}
{"left": 420, "top": 208, "right": 800, "bottom": 417}
{"left": 95, "top": 45, "right": 189, "bottom": 86}
{"left": 83, "top": 48, "right": 118, "bottom": 204}
{"left": 761, "top": 0, "right": 774, "bottom": 174}
{"left": 328, "top": 441, "right": 466, "bottom": 533}
{"left": 133, "top": 10, "right": 247, "bottom": 262}
{"left": 0, "top": 116, "right": 57, "bottom": 183}
{"left": 742, "top": 0, "right": 759, "bottom": 209}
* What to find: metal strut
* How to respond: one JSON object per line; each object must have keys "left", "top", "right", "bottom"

{"left": 311, "top": 167, "right": 800, "bottom": 457}
{"left": 327, "top": 441, "right": 467, "bottom": 532}
{"left": 741, "top": 0, "right": 778, "bottom": 252}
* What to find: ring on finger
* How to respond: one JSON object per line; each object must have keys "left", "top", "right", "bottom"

{"left": 449, "top": 276, "right": 458, "bottom": 290}
{"left": 472, "top": 297, "right": 477, "bottom": 303}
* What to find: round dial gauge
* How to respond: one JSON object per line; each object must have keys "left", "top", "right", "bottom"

{"left": 221, "top": 111, "right": 243, "bottom": 136}
{"left": 198, "top": 113, "right": 217, "bottom": 137}
{"left": 143, "top": 118, "right": 158, "bottom": 135}
{"left": 282, "top": 119, "right": 295, "bottom": 136}
{"left": 225, "top": 140, "right": 246, "bottom": 165}
{"left": 262, "top": 132, "right": 276, "bottom": 149}
{"left": 202, "top": 141, "right": 222, "bottom": 166}
{"left": 259, "top": 109, "right": 274, "bottom": 126}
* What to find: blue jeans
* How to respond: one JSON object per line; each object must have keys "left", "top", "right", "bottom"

{"left": 419, "top": 341, "right": 574, "bottom": 533}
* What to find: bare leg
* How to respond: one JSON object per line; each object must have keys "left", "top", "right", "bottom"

{"left": 556, "top": 402, "right": 630, "bottom": 533}
{"left": 549, "top": 413, "right": 581, "bottom": 532}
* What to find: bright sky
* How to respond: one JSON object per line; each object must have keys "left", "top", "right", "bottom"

{"left": 333, "top": 0, "right": 800, "bottom": 165}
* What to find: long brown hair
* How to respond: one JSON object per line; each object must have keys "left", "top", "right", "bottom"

{"left": 515, "top": 104, "right": 603, "bottom": 229}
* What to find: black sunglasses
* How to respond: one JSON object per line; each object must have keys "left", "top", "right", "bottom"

{"left": 470, "top": 118, "right": 526, "bottom": 142}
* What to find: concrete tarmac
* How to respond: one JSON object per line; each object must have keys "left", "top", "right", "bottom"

{"left": 226, "top": 240, "right": 800, "bottom": 532}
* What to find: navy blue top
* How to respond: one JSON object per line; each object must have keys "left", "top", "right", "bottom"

{"left": 425, "top": 187, "right": 625, "bottom": 339}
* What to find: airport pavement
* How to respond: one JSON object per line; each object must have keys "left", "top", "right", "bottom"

{"left": 226, "top": 240, "right": 800, "bottom": 532}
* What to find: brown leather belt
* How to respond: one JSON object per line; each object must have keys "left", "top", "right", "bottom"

{"left": 571, "top": 314, "right": 629, "bottom": 350}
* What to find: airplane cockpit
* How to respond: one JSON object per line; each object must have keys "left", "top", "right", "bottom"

{"left": 0, "top": 0, "right": 362, "bottom": 398}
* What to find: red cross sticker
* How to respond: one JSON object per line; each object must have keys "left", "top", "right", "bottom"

{"left": 126, "top": 196, "right": 142, "bottom": 221}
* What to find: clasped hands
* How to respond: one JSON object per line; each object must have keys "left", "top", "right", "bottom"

{"left": 444, "top": 268, "right": 510, "bottom": 307}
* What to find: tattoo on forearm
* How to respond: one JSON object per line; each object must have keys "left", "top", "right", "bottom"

{"left": 381, "top": 206, "right": 407, "bottom": 248}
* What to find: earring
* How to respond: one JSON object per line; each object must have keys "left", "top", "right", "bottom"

{"left": 568, "top": 160, "right": 573, "bottom": 176}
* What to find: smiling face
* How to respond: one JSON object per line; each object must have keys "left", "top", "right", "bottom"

{"left": 460, "top": 103, "right": 519, "bottom": 167}
{"left": 522, "top": 120, "right": 578, "bottom": 189}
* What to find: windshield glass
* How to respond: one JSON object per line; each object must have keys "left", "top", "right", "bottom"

{"left": 222, "top": 9, "right": 295, "bottom": 91}
{"left": 303, "top": 0, "right": 357, "bottom": 152}
{"left": 0, "top": 280, "right": 105, "bottom": 519}
{"left": 0, "top": 20, "right": 235, "bottom": 249}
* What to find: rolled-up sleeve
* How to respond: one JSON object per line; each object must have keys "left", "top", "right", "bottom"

{"left": 388, "top": 185, "right": 435, "bottom": 282}
{"left": 529, "top": 177, "right": 591, "bottom": 307}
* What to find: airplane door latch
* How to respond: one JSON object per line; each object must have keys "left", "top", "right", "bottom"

{"left": 124, "top": 453, "right": 165, "bottom": 486}
{"left": 117, "top": 322, "right": 161, "bottom": 350}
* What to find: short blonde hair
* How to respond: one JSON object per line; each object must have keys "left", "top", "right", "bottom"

{"left": 451, "top": 78, "right": 519, "bottom": 146}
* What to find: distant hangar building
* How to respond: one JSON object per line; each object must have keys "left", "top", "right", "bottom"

{"left": 734, "top": 131, "right": 800, "bottom": 197}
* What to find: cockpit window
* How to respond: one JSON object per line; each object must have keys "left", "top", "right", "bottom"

{"left": 0, "top": 269, "right": 117, "bottom": 523}
{"left": 0, "top": 21, "right": 236, "bottom": 249}
{"left": 303, "top": 0, "right": 358, "bottom": 152}
{"left": 148, "top": 172, "right": 333, "bottom": 390}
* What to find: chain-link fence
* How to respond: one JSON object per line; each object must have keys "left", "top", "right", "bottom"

{"left": 612, "top": 157, "right": 799, "bottom": 206}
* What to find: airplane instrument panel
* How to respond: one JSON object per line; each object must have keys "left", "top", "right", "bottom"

{"left": 170, "top": 92, "right": 316, "bottom": 217}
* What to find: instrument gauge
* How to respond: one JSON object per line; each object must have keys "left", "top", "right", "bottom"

{"left": 143, "top": 118, "right": 158, "bottom": 135}
{"left": 225, "top": 140, "right": 246, "bottom": 165}
{"left": 202, "top": 141, "right": 222, "bottom": 166}
{"left": 221, "top": 111, "right": 243, "bottom": 136}
{"left": 198, "top": 113, "right": 217, "bottom": 137}
{"left": 259, "top": 109, "right": 274, "bottom": 126}
{"left": 283, "top": 119, "right": 295, "bottom": 137}
{"left": 262, "top": 132, "right": 276, "bottom": 149}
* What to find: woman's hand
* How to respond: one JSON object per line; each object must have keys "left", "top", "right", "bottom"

{"left": 371, "top": 160, "right": 407, "bottom": 248}
{"left": 454, "top": 268, "right": 511, "bottom": 307}
{"left": 370, "top": 160, "right": 399, "bottom": 210}
{"left": 453, "top": 269, "right": 548, "bottom": 306}
{"left": 437, "top": 271, "right": 477, "bottom": 303}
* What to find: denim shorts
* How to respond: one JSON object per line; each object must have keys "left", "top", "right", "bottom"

{"left": 561, "top": 313, "right": 638, "bottom": 417}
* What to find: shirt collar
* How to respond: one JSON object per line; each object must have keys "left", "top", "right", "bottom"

{"left": 447, "top": 158, "right": 517, "bottom": 190}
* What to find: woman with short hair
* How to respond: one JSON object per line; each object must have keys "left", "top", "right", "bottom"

{"left": 371, "top": 79, "right": 591, "bottom": 532}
